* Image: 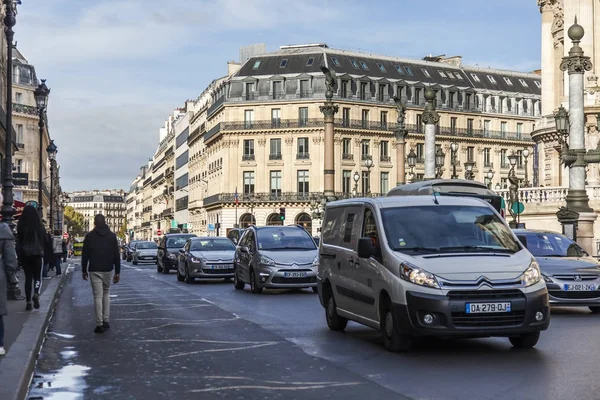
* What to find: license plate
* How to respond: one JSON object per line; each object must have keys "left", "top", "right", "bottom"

{"left": 465, "top": 302, "right": 511, "bottom": 314}
{"left": 564, "top": 284, "right": 596, "bottom": 291}
{"left": 283, "top": 272, "right": 307, "bottom": 278}
{"left": 209, "top": 264, "right": 232, "bottom": 270}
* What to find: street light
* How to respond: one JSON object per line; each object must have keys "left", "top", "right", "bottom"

{"left": 554, "top": 105, "right": 570, "bottom": 137}
{"left": 34, "top": 79, "right": 50, "bottom": 219}
{"left": 364, "top": 158, "right": 374, "bottom": 195}
{"left": 464, "top": 161, "right": 475, "bottom": 180}
{"left": 435, "top": 148, "right": 445, "bottom": 178}
{"left": 507, "top": 152, "right": 520, "bottom": 228}
{"left": 47, "top": 140, "right": 57, "bottom": 231}
{"left": 450, "top": 142, "right": 459, "bottom": 179}
{"left": 407, "top": 148, "right": 417, "bottom": 181}
{"left": 495, "top": 183, "right": 502, "bottom": 191}
{"left": 484, "top": 168, "right": 495, "bottom": 189}
{"left": 522, "top": 148, "right": 530, "bottom": 187}
{"left": 353, "top": 171, "right": 360, "bottom": 197}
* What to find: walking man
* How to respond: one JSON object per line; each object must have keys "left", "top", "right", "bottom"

{"left": 81, "top": 214, "right": 121, "bottom": 333}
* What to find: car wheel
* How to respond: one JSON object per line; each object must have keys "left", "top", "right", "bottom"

{"left": 325, "top": 291, "right": 347, "bottom": 331}
{"left": 590, "top": 306, "right": 600, "bottom": 314}
{"left": 176, "top": 266, "right": 184, "bottom": 282}
{"left": 312, "top": 287, "right": 318, "bottom": 294}
{"left": 127, "top": 256, "right": 132, "bottom": 262}
{"left": 380, "top": 301, "right": 412, "bottom": 352}
{"left": 234, "top": 266, "right": 245, "bottom": 290}
{"left": 509, "top": 332, "right": 540, "bottom": 349}
{"left": 250, "top": 269, "right": 263, "bottom": 294}
{"left": 184, "top": 264, "right": 194, "bottom": 284}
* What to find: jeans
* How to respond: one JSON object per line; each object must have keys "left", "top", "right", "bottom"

{"left": 90, "top": 271, "right": 112, "bottom": 326}
{"left": 21, "top": 255, "right": 42, "bottom": 302}
{"left": 0, "top": 316, "right": 4, "bottom": 347}
{"left": 54, "top": 255, "right": 62, "bottom": 275}
{"left": 42, "top": 260, "right": 49, "bottom": 278}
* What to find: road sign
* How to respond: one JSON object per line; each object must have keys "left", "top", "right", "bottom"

{"left": 157, "top": 229, "right": 162, "bottom": 236}
{"left": 13, "top": 172, "right": 28, "bottom": 186}
{"left": 25, "top": 200, "right": 38, "bottom": 209}
{"left": 511, "top": 201, "right": 525, "bottom": 215}
{"left": 207, "top": 224, "right": 215, "bottom": 231}
{"left": 63, "top": 232, "right": 69, "bottom": 239}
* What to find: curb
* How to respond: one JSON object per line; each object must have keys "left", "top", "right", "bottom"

{"left": 0, "top": 263, "right": 69, "bottom": 400}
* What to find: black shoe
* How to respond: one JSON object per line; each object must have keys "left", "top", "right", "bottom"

{"left": 33, "top": 294, "right": 40, "bottom": 309}
{"left": 25, "top": 302, "right": 33, "bottom": 311}
{"left": 94, "top": 326, "right": 105, "bottom": 334}
{"left": 103, "top": 321, "right": 110, "bottom": 329}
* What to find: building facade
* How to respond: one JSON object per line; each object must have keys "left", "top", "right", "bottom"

{"left": 67, "top": 190, "right": 127, "bottom": 234}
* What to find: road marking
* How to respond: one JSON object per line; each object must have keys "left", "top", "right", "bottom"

{"left": 118, "top": 304, "right": 211, "bottom": 314}
{"left": 204, "top": 376, "right": 360, "bottom": 385}
{"left": 133, "top": 339, "right": 275, "bottom": 344}
{"left": 190, "top": 382, "right": 363, "bottom": 393}
{"left": 168, "top": 341, "right": 279, "bottom": 358}
{"left": 141, "top": 318, "right": 239, "bottom": 331}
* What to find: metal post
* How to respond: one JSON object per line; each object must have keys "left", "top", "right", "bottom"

{"left": 422, "top": 87, "right": 439, "bottom": 180}
{"left": 49, "top": 161, "right": 54, "bottom": 231}
{"left": 37, "top": 110, "right": 44, "bottom": 218}
{"left": 320, "top": 66, "right": 339, "bottom": 201}
{"left": 393, "top": 97, "right": 408, "bottom": 186}
{"left": 451, "top": 149, "right": 458, "bottom": 179}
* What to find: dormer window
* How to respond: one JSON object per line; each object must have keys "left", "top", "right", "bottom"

{"left": 470, "top": 73, "right": 481, "bottom": 82}
{"left": 454, "top": 72, "right": 464, "bottom": 80}
{"left": 359, "top": 61, "right": 369, "bottom": 70}
{"left": 438, "top": 70, "right": 448, "bottom": 79}
{"left": 330, "top": 56, "right": 341, "bottom": 67}
{"left": 519, "top": 79, "right": 529, "bottom": 87}
{"left": 503, "top": 77, "right": 513, "bottom": 86}
{"left": 395, "top": 65, "right": 405, "bottom": 75}
{"left": 252, "top": 60, "right": 261, "bottom": 70}
{"left": 306, "top": 57, "right": 314, "bottom": 66}
{"left": 404, "top": 66, "right": 414, "bottom": 76}
{"left": 280, "top": 59, "right": 288, "bottom": 68}
{"left": 350, "top": 59, "right": 360, "bottom": 69}
{"left": 377, "top": 62, "right": 386, "bottom": 72}
{"left": 534, "top": 81, "right": 541, "bottom": 88}
{"left": 421, "top": 68, "right": 431, "bottom": 78}
{"left": 487, "top": 75, "right": 497, "bottom": 84}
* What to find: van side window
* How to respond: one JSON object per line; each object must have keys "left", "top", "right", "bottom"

{"left": 321, "top": 207, "right": 344, "bottom": 246}
{"left": 343, "top": 213, "right": 355, "bottom": 243}
{"left": 247, "top": 232, "right": 256, "bottom": 252}
{"left": 363, "top": 208, "right": 382, "bottom": 261}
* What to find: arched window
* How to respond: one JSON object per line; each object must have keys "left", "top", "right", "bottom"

{"left": 295, "top": 212, "right": 312, "bottom": 233}
{"left": 239, "top": 213, "right": 256, "bottom": 228}
{"left": 266, "top": 213, "right": 283, "bottom": 226}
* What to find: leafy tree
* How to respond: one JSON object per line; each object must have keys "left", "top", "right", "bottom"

{"left": 117, "top": 220, "right": 127, "bottom": 240}
{"left": 64, "top": 206, "right": 86, "bottom": 237}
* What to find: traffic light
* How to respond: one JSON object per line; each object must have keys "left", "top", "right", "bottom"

{"left": 279, "top": 207, "right": 286, "bottom": 221}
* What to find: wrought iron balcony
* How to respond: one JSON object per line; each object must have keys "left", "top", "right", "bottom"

{"left": 207, "top": 96, "right": 225, "bottom": 118}
{"left": 361, "top": 154, "right": 372, "bottom": 161}
{"left": 380, "top": 155, "right": 391, "bottom": 162}
{"left": 203, "top": 192, "right": 324, "bottom": 207}
{"left": 342, "top": 153, "right": 353, "bottom": 160}
{"left": 242, "top": 154, "right": 255, "bottom": 161}
{"left": 141, "top": 222, "right": 151, "bottom": 227}
{"left": 296, "top": 153, "right": 310, "bottom": 160}
{"left": 269, "top": 153, "right": 282, "bottom": 160}
{"left": 13, "top": 103, "right": 38, "bottom": 116}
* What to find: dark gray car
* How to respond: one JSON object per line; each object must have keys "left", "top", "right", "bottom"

{"left": 132, "top": 241, "right": 158, "bottom": 265}
{"left": 177, "top": 237, "right": 236, "bottom": 283}
{"left": 233, "top": 225, "right": 318, "bottom": 294}
{"left": 515, "top": 229, "right": 600, "bottom": 313}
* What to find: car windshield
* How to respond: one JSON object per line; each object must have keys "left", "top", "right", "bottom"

{"left": 191, "top": 239, "right": 235, "bottom": 251}
{"left": 518, "top": 232, "right": 587, "bottom": 257}
{"left": 166, "top": 236, "right": 193, "bottom": 248}
{"left": 381, "top": 205, "right": 521, "bottom": 254}
{"left": 136, "top": 242, "right": 157, "bottom": 249}
{"left": 257, "top": 228, "right": 316, "bottom": 251}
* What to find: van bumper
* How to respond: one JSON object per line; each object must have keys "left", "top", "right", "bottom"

{"left": 392, "top": 288, "right": 550, "bottom": 337}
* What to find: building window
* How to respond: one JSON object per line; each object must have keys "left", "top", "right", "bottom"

{"left": 380, "top": 141, "right": 389, "bottom": 161}
{"left": 467, "top": 146, "right": 474, "bottom": 162}
{"left": 377, "top": 62, "right": 386, "bottom": 72}
{"left": 395, "top": 65, "right": 405, "bottom": 75}
{"left": 245, "top": 82, "right": 255, "bottom": 100}
{"left": 501, "top": 121, "right": 508, "bottom": 137}
{"left": 360, "top": 82, "right": 368, "bottom": 100}
{"left": 380, "top": 111, "right": 388, "bottom": 129}
{"left": 330, "top": 56, "right": 341, "bottom": 67}
{"left": 517, "top": 123, "right": 523, "bottom": 138}
{"left": 306, "top": 57, "right": 314, "bottom": 66}
{"left": 297, "top": 170, "right": 309, "bottom": 194}
{"left": 404, "top": 66, "right": 414, "bottom": 76}
{"left": 416, "top": 143, "right": 424, "bottom": 162}
{"left": 438, "top": 70, "right": 448, "bottom": 79}
{"left": 350, "top": 59, "right": 360, "bottom": 69}
{"left": 342, "top": 107, "right": 350, "bottom": 127}
{"left": 342, "top": 138, "right": 352, "bottom": 159}
{"left": 467, "top": 118, "right": 474, "bottom": 135}
{"left": 270, "top": 171, "right": 282, "bottom": 197}
{"left": 483, "top": 148, "right": 491, "bottom": 167}
{"left": 378, "top": 84, "right": 386, "bottom": 102}
{"left": 421, "top": 68, "right": 431, "bottom": 78}
{"left": 361, "top": 140, "right": 371, "bottom": 160}
{"left": 380, "top": 172, "right": 389, "bottom": 194}
{"left": 470, "top": 73, "right": 481, "bottom": 82}
{"left": 273, "top": 81, "right": 283, "bottom": 99}
{"left": 270, "top": 138, "right": 282, "bottom": 160}
{"left": 516, "top": 150, "right": 524, "bottom": 168}
{"left": 359, "top": 61, "right": 369, "bottom": 70}
{"left": 414, "top": 88, "right": 421, "bottom": 105}
{"left": 252, "top": 60, "right": 261, "bottom": 70}
{"left": 15, "top": 159, "right": 22, "bottom": 173}
{"left": 298, "top": 107, "right": 308, "bottom": 126}
{"left": 297, "top": 137, "right": 309, "bottom": 159}
{"left": 484, "top": 120, "right": 491, "bottom": 136}
{"left": 341, "top": 80, "right": 349, "bottom": 98}
{"left": 504, "top": 77, "right": 513, "bottom": 86}
{"left": 243, "top": 139, "right": 255, "bottom": 161}
{"left": 465, "top": 94, "right": 472, "bottom": 109}
{"left": 16, "top": 124, "right": 23, "bottom": 144}
{"left": 519, "top": 79, "right": 529, "bottom": 87}
{"left": 487, "top": 75, "right": 497, "bottom": 84}
{"left": 416, "top": 114, "right": 423, "bottom": 132}
{"left": 244, "top": 110, "right": 254, "bottom": 128}
{"left": 15, "top": 92, "right": 22, "bottom": 103}
{"left": 450, "top": 117, "right": 457, "bottom": 133}
{"left": 243, "top": 171, "right": 255, "bottom": 194}
{"left": 342, "top": 170, "right": 351, "bottom": 193}
{"left": 500, "top": 149, "right": 508, "bottom": 168}
{"left": 271, "top": 108, "right": 281, "bottom": 128}
{"left": 361, "top": 109, "right": 369, "bottom": 128}
{"left": 361, "top": 171, "right": 370, "bottom": 194}
{"left": 279, "top": 59, "right": 288, "bottom": 68}
{"left": 534, "top": 81, "right": 541, "bottom": 89}
{"left": 299, "top": 80, "right": 310, "bottom": 97}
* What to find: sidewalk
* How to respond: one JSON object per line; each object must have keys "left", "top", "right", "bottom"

{"left": 0, "top": 258, "right": 73, "bottom": 400}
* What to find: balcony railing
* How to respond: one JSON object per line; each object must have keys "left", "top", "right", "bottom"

{"left": 242, "top": 154, "right": 256, "bottom": 161}
{"left": 269, "top": 153, "right": 282, "bottom": 160}
{"left": 296, "top": 153, "right": 310, "bottom": 160}
{"left": 361, "top": 154, "right": 372, "bottom": 161}
{"left": 342, "top": 153, "right": 353, "bottom": 160}
{"left": 207, "top": 96, "right": 225, "bottom": 118}
{"left": 13, "top": 103, "right": 38, "bottom": 116}
{"left": 203, "top": 191, "right": 387, "bottom": 207}
{"left": 141, "top": 222, "right": 151, "bottom": 227}
{"left": 380, "top": 155, "right": 391, "bottom": 162}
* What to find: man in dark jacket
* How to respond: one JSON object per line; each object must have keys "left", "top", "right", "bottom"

{"left": 81, "top": 214, "right": 121, "bottom": 333}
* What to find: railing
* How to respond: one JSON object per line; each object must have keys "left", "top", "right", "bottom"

{"left": 162, "top": 208, "right": 173, "bottom": 216}
{"left": 342, "top": 153, "right": 353, "bottom": 160}
{"left": 204, "top": 192, "right": 325, "bottom": 207}
{"left": 13, "top": 103, "right": 38, "bottom": 116}
{"left": 296, "top": 153, "right": 309, "bottom": 160}
{"left": 205, "top": 123, "right": 221, "bottom": 140}
{"left": 142, "top": 222, "right": 151, "bottom": 227}
{"left": 361, "top": 154, "right": 372, "bottom": 161}
{"left": 381, "top": 155, "right": 391, "bottom": 162}
{"left": 269, "top": 153, "right": 282, "bottom": 160}
{"left": 207, "top": 96, "right": 225, "bottom": 118}
{"left": 242, "top": 154, "right": 255, "bottom": 161}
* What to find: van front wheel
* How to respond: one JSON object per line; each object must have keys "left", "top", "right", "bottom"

{"left": 381, "top": 306, "right": 412, "bottom": 352}
{"left": 509, "top": 332, "right": 540, "bottom": 349}
{"left": 325, "top": 293, "right": 347, "bottom": 331}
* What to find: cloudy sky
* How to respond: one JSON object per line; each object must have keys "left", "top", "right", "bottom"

{"left": 15, "top": 0, "right": 540, "bottom": 192}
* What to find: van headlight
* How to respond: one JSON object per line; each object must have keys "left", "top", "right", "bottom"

{"left": 259, "top": 255, "right": 275, "bottom": 266}
{"left": 520, "top": 260, "right": 541, "bottom": 287}
{"left": 312, "top": 256, "right": 319, "bottom": 267}
{"left": 400, "top": 263, "right": 440, "bottom": 289}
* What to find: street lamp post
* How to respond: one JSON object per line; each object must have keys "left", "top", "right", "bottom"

{"left": 407, "top": 148, "right": 417, "bottom": 181}
{"left": 352, "top": 171, "right": 360, "bottom": 197}
{"left": 393, "top": 97, "right": 408, "bottom": 186}
{"left": 522, "top": 148, "right": 530, "bottom": 187}
{"left": 450, "top": 142, "right": 459, "bottom": 179}
{"left": 464, "top": 161, "right": 475, "bottom": 180}
{"left": 1, "top": 0, "right": 19, "bottom": 232}
{"left": 484, "top": 168, "right": 495, "bottom": 189}
{"left": 507, "top": 153, "right": 520, "bottom": 228}
{"left": 34, "top": 80, "right": 50, "bottom": 219}
{"left": 435, "top": 148, "right": 445, "bottom": 178}
{"left": 421, "top": 87, "right": 440, "bottom": 180}
{"left": 320, "top": 66, "right": 339, "bottom": 202}
{"left": 47, "top": 140, "right": 57, "bottom": 231}
{"left": 364, "top": 158, "right": 374, "bottom": 195}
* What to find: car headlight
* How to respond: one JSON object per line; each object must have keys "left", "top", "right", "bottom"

{"left": 400, "top": 263, "right": 440, "bottom": 289}
{"left": 312, "top": 256, "right": 319, "bottom": 267}
{"left": 167, "top": 252, "right": 177, "bottom": 259}
{"left": 191, "top": 257, "right": 206, "bottom": 264}
{"left": 259, "top": 255, "right": 275, "bottom": 266}
{"left": 520, "top": 260, "right": 541, "bottom": 287}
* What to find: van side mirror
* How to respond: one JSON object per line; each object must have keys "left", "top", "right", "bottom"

{"left": 239, "top": 246, "right": 249, "bottom": 254}
{"left": 357, "top": 237, "right": 374, "bottom": 259}
{"left": 516, "top": 235, "right": 528, "bottom": 248}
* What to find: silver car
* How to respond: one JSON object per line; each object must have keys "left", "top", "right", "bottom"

{"left": 177, "top": 237, "right": 236, "bottom": 283}
{"left": 233, "top": 225, "right": 319, "bottom": 294}
{"left": 132, "top": 241, "right": 158, "bottom": 265}
{"left": 514, "top": 229, "right": 600, "bottom": 313}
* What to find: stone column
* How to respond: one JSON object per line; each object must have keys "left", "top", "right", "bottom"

{"left": 422, "top": 87, "right": 439, "bottom": 180}
{"left": 578, "top": 212, "right": 598, "bottom": 255}
{"left": 539, "top": 0, "right": 556, "bottom": 115}
{"left": 320, "top": 101, "right": 338, "bottom": 199}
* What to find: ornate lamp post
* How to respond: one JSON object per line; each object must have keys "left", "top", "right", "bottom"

{"left": 484, "top": 168, "right": 495, "bottom": 189}
{"left": 34, "top": 80, "right": 50, "bottom": 219}
{"left": 364, "top": 158, "right": 374, "bottom": 195}
{"left": 450, "top": 142, "right": 459, "bottom": 179}
{"left": 464, "top": 161, "right": 475, "bottom": 180}
{"left": 47, "top": 140, "right": 57, "bottom": 231}
{"left": 320, "top": 66, "right": 339, "bottom": 202}
{"left": 522, "top": 148, "right": 530, "bottom": 187}
{"left": 435, "top": 148, "right": 445, "bottom": 178}
{"left": 421, "top": 87, "right": 440, "bottom": 179}
{"left": 407, "top": 148, "right": 417, "bottom": 181}
{"left": 393, "top": 97, "right": 408, "bottom": 186}
{"left": 495, "top": 183, "right": 502, "bottom": 191}
{"left": 507, "top": 153, "right": 520, "bottom": 228}
{"left": 352, "top": 171, "right": 360, "bottom": 197}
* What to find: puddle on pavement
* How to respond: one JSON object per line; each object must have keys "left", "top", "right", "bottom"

{"left": 28, "top": 364, "right": 91, "bottom": 400}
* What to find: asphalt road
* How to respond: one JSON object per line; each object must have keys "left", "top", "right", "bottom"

{"left": 29, "top": 260, "right": 600, "bottom": 400}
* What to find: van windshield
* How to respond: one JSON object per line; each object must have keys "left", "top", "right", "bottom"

{"left": 381, "top": 205, "right": 521, "bottom": 254}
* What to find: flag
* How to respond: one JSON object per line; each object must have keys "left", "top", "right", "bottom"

{"left": 234, "top": 187, "right": 239, "bottom": 205}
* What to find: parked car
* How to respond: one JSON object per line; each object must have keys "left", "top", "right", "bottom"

{"left": 233, "top": 225, "right": 319, "bottom": 294}
{"left": 132, "top": 241, "right": 159, "bottom": 265}
{"left": 177, "top": 237, "right": 236, "bottom": 283}
{"left": 318, "top": 195, "right": 549, "bottom": 352}
{"left": 125, "top": 240, "right": 142, "bottom": 262}
{"left": 514, "top": 229, "right": 600, "bottom": 313}
{"left": 157, "top": 233, "right": 196, "bottom": 274}
{"left": 227, "top": 228, "right": 246, "bottom": 245}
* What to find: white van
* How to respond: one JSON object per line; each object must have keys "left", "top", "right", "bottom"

{"left": 317, "top": 195, "right": 549, "bottom": 351}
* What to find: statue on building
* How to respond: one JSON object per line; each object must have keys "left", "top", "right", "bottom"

{"left": 320, "top": 65, "right": 338, "bottom": 100}
{"left": 586, "top": 125, "right": 600, "bottom": 185}
{"left": 393, "top": 96, "right": 407, "bottom": 127}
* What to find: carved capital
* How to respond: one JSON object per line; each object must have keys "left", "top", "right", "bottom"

{"left": 320, "top": 103, "right": 339, "bottom": 119}
{"left": 560, "top": 55, "right": 593, "bottom": 75}
{"left": 538, "top": 0, "right": 557, "bottom": 13}
{"left": 284, "top": 137, "right": 293, "bottom": 145}
{"left": 257, "top": 138, "right": 266, "bottom": 147}
{"left": 354, "top": 137, "right": 362, "bottom": 146}
{"left": 312, "top": 136, "right": 323, "bottom": 144}
{"left": 373, "top": 140, "right": 380, "bottom": 148}
{"left": 395, "top": 127, "right": 409, "bottom": 141}
{"left": 333, "top": 137, "right": 342, "bottom": 144}
{"left": 421, "top": 110, "right": 440, "bottom": 125}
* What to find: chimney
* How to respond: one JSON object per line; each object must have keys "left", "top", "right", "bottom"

{"left": 439, "top": 56, "right": 462, "bottom": 67}
{"left": 228, "top": 61, "right": 241, "bottom": 76}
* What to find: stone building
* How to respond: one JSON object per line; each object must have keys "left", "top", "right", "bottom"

{"left": 67, "top": 189, "right": 127, "bottom": 234}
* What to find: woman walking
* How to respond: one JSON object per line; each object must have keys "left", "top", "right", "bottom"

{"left": 0, "top": 196, "right": 18, "bottom": 355}
{"left": 16, "top": 205, "right": 46, "bottom": 311}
